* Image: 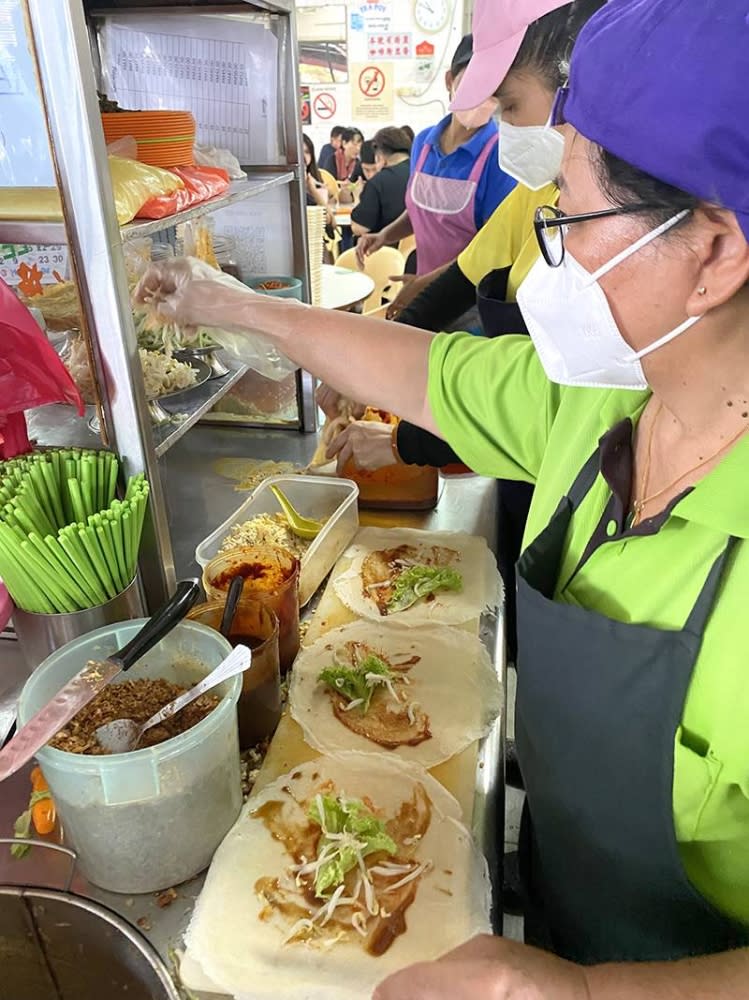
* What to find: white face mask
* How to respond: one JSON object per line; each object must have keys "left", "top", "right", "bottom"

{"left": 498, "top": 120, "right": 565, "bottom": 191}
{"left": 517, "top": 210, "right": 702, "bottom": 390}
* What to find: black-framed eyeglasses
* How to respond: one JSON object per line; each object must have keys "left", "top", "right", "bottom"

{"left": 533, "top": 204, "right": 664, "bottom": 268}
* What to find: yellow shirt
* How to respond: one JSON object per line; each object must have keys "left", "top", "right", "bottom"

{"left": 457, "top": 182, "right": 559, "bottom": 297}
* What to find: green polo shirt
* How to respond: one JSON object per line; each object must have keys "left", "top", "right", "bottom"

{"left": 428, "top": 331, "right": 749, "bottom": 927}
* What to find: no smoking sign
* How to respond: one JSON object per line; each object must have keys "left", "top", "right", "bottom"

{"left": 313, "top": 91, "right": 337, "bottom": 121}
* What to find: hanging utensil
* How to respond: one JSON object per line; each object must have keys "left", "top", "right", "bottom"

{"left": 270, "top": 485, "right": 323, "bottom": 540}
{"left": 95, "top": 643, "right": 253, "bottom": 754}
{"left": 220, "top": 575, "right": 245, "bottom": 638}
{"left": 0, "top": 579, "right": 201, "bottom": 782}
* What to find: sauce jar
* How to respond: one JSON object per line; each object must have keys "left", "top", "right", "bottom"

{"left": 187, "top": 599, "right": 281, "bottom": 748}
{"left": 212, "top": 235, "right": 241, "bottom": 280}
{"left": 202, "top": 545, "right": 300, "bottom": 672}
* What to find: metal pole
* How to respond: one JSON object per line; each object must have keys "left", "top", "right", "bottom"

{"left": 275, "top": 3, "right": 317, "bottom": 433}
{"left": 23, "top": 0, "right": 175, "bottom": 607}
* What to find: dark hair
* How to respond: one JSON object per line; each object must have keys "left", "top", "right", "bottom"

{"left": 400, "top": 124, "right": 415, "bottom": 143}
{"left": 340, "top": 127, "right": 364, "bottom": 145}
{"left": 373, "top": 126, "right": 412, "bottom": 158}
{"left": 330, "top": 125, "right": 345, "bottom": 140}
{"left": 450, "top": 34, "right": 473, "bottom": 76}
{"left": 302, "top": 133, "right": 322, "bottom": 184}
{"left": 360, "top": 140, "right": 376, "bottom": 165}
{"left": 595, "top": 146, "right": 698, "bottom": 232}
{"left": 510, "top": 0, "right": 608, "bottom": 91}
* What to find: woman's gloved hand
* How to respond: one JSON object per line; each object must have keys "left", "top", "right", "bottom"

{"left": 326, "top": 420, "right": 398, "bottom": 476}
{"left": 134, "top": 257, "right": 257, "bottom": 331}
{"left": 315, "top": 383, "right": 366, "bottom": 422}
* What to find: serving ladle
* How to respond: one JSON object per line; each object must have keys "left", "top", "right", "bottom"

{"left": 95, "top": 644, "right": 252, "bottom": 754}
{"left": 270, "top": 484, "right": 323, "bottom": 540}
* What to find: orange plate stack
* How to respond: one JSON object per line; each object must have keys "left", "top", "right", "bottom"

{"left": 101, "top": 110, "right": 196, "bottom": 168}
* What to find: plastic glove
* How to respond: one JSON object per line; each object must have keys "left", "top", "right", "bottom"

{"left": 326, "top": 420, "right": 397, "bottom": 476}
{"left": 315, "top": 383, "right": 366, "bottom": 422}
{"left": 355, "top": 231, "right": 386, "bottom": 268}
{"left": 134, "top": 257, "right": 297, "bottom": 382}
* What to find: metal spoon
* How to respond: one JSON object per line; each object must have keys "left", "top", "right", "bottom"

{"left": 270, "top": 484, "right": 323, "bottom": 540}
{"left": 95, "top": 644, "right": 252, "bottom": 754}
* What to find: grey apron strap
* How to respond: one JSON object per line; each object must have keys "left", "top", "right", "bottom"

{"left": 566, "top": 447, "right": 602, "bottom": 511}
{"left": 684, "top": 535, "right": 739, "bottom": 637}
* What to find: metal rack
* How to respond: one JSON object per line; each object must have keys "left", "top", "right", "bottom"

{"left": 6, "top": 0, "right": 314, "bottom": 610}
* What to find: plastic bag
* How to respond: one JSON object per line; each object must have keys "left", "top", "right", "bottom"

{"left": 134, "top": 257, "right": 299, "bottom": 383}
{"left": 108, "top": 156, "right": 183, "bottom": 225}
{"left": 136, "top": 166, "right": 230, "bottom": 220}
{"left": 194, "top": 143, "right": 246, "bottom": 180}
{"left": 0, "top": 278, "right": 83, "bottom": 459}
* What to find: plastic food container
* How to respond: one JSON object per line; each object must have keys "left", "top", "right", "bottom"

{"left": 195, "top": 475, "right": 359, "bottom": 606}
{"left": 187, "top": 600, "right": 281, "bottom": 749}
{"left": 17, "top": 620, "right": 241, "bottom": 894}
{"left": 201, "top": 545, "right": 299, "bottom": 673}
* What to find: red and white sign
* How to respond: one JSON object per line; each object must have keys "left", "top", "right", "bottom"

{"left": 358, "top": 64, "right": 386, "bottom": 98}
{"left": 312, "top": 91, "right": 337, "bottom": 121}
{"left": 367, "top": 32, "right": 412, "bottom": 59}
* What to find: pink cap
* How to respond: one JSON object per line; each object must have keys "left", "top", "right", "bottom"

{"left": 451, "top": 0, "right": 571, "bottom": 111}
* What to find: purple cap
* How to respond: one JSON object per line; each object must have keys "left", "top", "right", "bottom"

{"left": 563, "top": 0, "right": 749, "bottom": 242}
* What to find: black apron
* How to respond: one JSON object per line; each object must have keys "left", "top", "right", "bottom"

{"left": 515, "top": 446, "right": 749, "bottom": 963}
{"left": 477, "top": 267, "right": 533, "bottom": 662}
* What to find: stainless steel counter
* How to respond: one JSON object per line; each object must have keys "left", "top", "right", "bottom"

{"left": 0, "top": 425, "right": 505, "bottom": 998}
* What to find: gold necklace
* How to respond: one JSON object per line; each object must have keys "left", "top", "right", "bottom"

{"left": 630, "top": 401, "right": 748, "bottom": 527}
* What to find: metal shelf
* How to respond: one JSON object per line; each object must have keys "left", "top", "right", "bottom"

{"left": 152, "top": 359, "right": 248, "bottom": 456}
{"left": 0, "top": 173, "right": 295, "bottom": 245}
{"left": 121, "top": 172, "right": 295, "bottom": 240}
{"left": 25, "top": 358, "right": 248, "bottom": 457}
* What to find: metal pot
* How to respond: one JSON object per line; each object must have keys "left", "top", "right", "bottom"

{"left": 0, "top": 840, "right": 180, "bottom": 1000}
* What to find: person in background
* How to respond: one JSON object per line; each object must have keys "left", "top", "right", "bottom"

{"left": 400, "top": 124, "right": 415, "bottom": 144}
{"left": 351, "top": 127, "right": 412, "bottom": 242}
{"left": 331, "top": 1, "right": 598, "bottom": 670}
{"left": 317, "top": 124, "right": 344, "bottom": 176}
{"left": 333, "top": 127, "right": 364, "bottom": 186}
{"left": 359, "top": 140, "right": 379, "bottom": 182}
{"left": 302, "top": 133, "right": 329, "bottom": 209}
{"left": 356, "top": 35, "right": 515, "bottom": 293}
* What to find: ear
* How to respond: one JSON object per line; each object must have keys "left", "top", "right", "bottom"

{"left": 445, "top": 70, "right": 453, "bottom": 94}
{"left": 685, "top": 206, "right": 749, "bottom": 315}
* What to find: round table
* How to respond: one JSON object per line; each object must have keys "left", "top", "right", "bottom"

{"left": 320, "top": 264, "right": 375, "bottom": 311}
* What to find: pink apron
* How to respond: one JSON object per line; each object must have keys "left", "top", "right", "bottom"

{"left": 404, "top": 132, "right": 498, "bottom": 275}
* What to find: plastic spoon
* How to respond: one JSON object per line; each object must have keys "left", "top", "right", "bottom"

{"left": 95, "top": 644, "right": 253, "bottom": 754}
{"left": 270, "top": 485, "right": 323, "bottom": 540}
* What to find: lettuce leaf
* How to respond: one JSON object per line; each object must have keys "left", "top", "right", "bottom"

{"left": 318, "top": 653, "right": 393, "bottom": 714}
{"left": 387, "top": 564, "right": 463, "bottom": 613}
{"left": 308, "top": 794, "right": 397, "bottom": 897}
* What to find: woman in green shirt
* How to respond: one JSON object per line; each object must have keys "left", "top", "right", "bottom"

{"left": 138, "top": 0, "right": 749, "bottom": 992}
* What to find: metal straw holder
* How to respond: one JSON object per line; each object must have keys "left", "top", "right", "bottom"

{"left": 12, "top": 577, "right": 143, "bottom": 673}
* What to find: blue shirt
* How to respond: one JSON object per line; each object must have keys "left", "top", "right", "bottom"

{"left": 409, "top": 116, "right": 515, "bottom": 230}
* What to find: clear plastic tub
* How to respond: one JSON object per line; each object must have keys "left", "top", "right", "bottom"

{"left": 17, "top": 620, "right": 241, "bottom": 894}
{"left": 195, "top": 475, "right": 359, "bottom": 606}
